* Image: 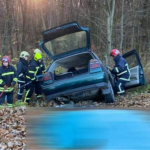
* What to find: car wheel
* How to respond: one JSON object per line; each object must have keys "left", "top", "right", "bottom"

{"left": 104, "top": 81, "right": 115, "bottom": 103}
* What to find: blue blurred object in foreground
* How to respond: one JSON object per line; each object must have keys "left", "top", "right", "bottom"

{"left": 27, "top": 109, "right": 150, "bottom": 150}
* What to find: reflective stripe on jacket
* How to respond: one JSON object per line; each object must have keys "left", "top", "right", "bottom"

{"left": 0, "top": 87, "right": 14, "bottom": 92}
{"left": 0, "top": 65, "right": 18, "bottom": 92}
{"left": 111, "top": 54, "right": 131, "bottom": 81}
{"left": 29, "top": 58, "right": 46, "bottom": 75}
{"left": 26, "top": 59, "right": 43, "bottom": 81}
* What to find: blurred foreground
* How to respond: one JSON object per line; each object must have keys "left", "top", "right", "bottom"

{"left": 27, "top": 108, "right": 150, "bottom": 150}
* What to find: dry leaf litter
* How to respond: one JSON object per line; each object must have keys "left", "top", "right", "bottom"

{"left": 0, "top": 107, "right": 26, "bottom": 150}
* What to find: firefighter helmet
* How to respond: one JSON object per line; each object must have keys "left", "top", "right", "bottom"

{"left": 34, "top": 53, "right": 42, "bottom": 61}
{"left": 110, "top": 49, "right": 120, "bottom": 57}
{"left": 34, "top": 48, "right": 42, "bottom": 55}
{"left": 2, "top": 56, "right": 11, "bottom": 63}
{"left": 20, "top": 51, "right": 30, "bottom": 59}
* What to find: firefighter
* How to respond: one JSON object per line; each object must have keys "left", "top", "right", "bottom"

{"left": 17, "top": 51, "right": 30, "bottom": 102}
{"left": 32, "top": 48, "right": 46, "bottom": 99}
{"left": 24, "top": 52, "right": 42, "bottom": 104}
{"left": 0, "top": 56, "right": 18, "bottom": 107}
{"left": 33, "top": 48, "right": 46, "bottom": 74}
{"left": 110, "top": 49, "right": 131, "bottom": 96}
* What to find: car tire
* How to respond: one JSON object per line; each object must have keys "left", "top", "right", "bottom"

{"left": 104, "top": 81, "right": 115, "bottom": 103}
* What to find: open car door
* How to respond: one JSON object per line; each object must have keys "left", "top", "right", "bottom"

{"left": 122, "top": 50, "right": 145, "bottom": 88}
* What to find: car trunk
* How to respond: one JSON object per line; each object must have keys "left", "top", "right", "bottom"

{"left": 49, "top": 52, "right": 94, "bottom": 80}
{"left": 42, "top": 52, "right": 108, "bottom": 101}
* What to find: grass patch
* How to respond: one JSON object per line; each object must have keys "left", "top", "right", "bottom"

{"left": 124, "top": 84, "right": 150, "bottom": 99}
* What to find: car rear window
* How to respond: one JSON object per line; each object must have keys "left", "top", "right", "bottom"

{"left": 44, "top": 31, "right": 87, "bottom": 56}
{"left": 54, "top": 66, "right": 89, "bottom": 81}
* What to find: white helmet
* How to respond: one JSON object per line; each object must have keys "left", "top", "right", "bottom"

{"left": 20, "top": 51, "right": 30, "bottom": 59}
{"left": 34, "top": 48, "right": 42, "bottom": 55}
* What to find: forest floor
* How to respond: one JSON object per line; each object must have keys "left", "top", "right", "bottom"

{"left": 75, "top": 91, "right": 150, "bottom": 108}
{"left": 28, "top": 85, "right": 150, "bottom": 108}
{"left": 0, "top": 107, "right": 26, "bottom": 150}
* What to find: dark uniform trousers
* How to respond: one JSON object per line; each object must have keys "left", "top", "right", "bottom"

{"left": 25, "top": 81, "right": 43, "bottom": 104}
{"left": 35, "top": 81, "right": 42, "bottom": 98}
{"left": 0, "top": 91, "right": 13, "bottom": 105}
{"left": 34, "top": 62, "right": 45, "bottom": 98}
{"left": 115, "top": 80, "right": 127, "bottom": 95}
{"left": 17, "top": 83, "right": 25, "bottom": 101}
{"left": 24, "top": 82, "right": 35, "bottom": 104}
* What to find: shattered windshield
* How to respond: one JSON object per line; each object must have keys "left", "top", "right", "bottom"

{"left": 44, "top": 31, "right": 87, "bottom": 56}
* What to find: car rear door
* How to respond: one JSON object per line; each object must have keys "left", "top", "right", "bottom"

{"left": 122, "top": 50, "right": 145, "bottom": 88}
{"left": 39, "top": 22, "right": 91, "bottom": 61}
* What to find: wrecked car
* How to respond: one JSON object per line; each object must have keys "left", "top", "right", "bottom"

{"left": 39, "top": 22, "right": 145, "bottom": 103}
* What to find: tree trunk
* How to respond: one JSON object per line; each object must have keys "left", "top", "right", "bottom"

{"left": 105, "top": 0, "right": 115, "bottom": 65}
{"left": 120, "top": 0, "right": 124, "bottom": 53}
{"left": 20, "top": 0, "right": 28, "bottom": 51}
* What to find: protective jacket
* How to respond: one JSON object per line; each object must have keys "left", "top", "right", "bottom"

{"left": 0, "top": 65, "right": 18, "bottom": 92}
{"left": 29, "top": 58, "right": 46, "bottom": 74}
{"left": 17, "top": 58, "right": 28, "bottom": 83}
{"left": 26, "top": 59, "right": 44, "bottom": 81}
{"left": 111, "top": 54, "right": 131, "bottom": 81}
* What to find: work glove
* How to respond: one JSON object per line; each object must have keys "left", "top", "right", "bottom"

{"left": 4, "top": 85, "right": 8, "bottom": 90}
{"left": 107, "top": 66, "right": 113, "bottom": 71}
{"left": 11, "top": 81, "right": 16, "bottom": 87}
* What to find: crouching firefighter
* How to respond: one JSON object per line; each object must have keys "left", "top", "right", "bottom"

{"left": 0, "top": 56, "right": 18, "bottom": 107}
{"left": 17, "top": 51, "right": 30, "bottom": 102}
{"left": 24, "top": 53, "right": 43, "bottom": 104}
{"left": 110, "top": 49, "right": 131, "bottom": 96}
